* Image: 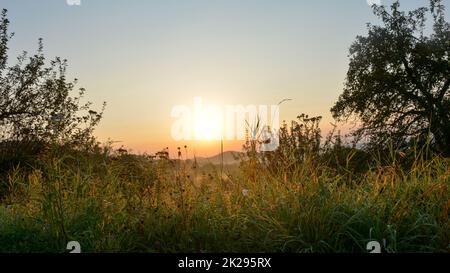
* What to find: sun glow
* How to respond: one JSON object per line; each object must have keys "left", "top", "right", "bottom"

{"left": 193, "top": 109, "right": 223, "bottom": 141}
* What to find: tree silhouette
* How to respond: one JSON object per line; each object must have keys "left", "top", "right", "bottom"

{"left": 0, "top": 9, "right": 105, "bottom": 148}
{"left": 331, "top": 0, "right": 450, "bottom": 156}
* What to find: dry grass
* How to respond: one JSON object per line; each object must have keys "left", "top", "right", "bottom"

{"left": 0, "top": 146, "right": 448, "bottom": 253}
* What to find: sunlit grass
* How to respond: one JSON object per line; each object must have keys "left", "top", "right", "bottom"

{"left": 0, "top": 146, "right": 448, "bottom": 253}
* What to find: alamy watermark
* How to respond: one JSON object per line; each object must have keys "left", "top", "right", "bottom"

{"left": 171, "top": 97, "right": 281, "bottom": 152}
{"left": 66, "top": 0, "right": 81, "bottom": 6}
{"left": 367, "top": 0, "right": 381, "bottom": 6}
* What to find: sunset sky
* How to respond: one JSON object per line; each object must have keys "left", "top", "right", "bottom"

{"left": 2, "top": 0, "right": 449, "bottom": 157}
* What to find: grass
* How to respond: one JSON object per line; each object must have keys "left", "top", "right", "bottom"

{"left": 0, "top": 145, "right": 448, "bottom": 253}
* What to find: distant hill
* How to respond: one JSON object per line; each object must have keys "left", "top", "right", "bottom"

{"left": 193, "top": 151, "right": 243, "bottom": 166}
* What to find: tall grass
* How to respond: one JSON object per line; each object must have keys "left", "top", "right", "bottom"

{"left": 0, "top": 143, "right": 448, "bottom": 253}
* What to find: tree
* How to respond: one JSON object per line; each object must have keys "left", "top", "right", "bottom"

{"left": 0, "top": 9, "right": 105, "bottom": 148}
{"left": 331, "top": 0, "right": 450, "bottom": 156}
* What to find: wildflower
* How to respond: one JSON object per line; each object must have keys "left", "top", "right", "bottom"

{"left": 242, "top": 189, "right": 249, "bottom": 196}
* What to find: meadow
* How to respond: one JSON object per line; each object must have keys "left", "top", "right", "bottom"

{"left": 0, "top": 1, "right": 449, "bottom": 254}
{"left": 0, "top": 140, "right": 448, "bottom": 253}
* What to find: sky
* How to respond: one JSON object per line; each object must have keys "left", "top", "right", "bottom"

{"left": 1, "top": 0, "right": 449, "bottom": 157}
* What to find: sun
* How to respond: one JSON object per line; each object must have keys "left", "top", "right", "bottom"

{"left": 193, "top": 110, "right": 223, "bottom": 141}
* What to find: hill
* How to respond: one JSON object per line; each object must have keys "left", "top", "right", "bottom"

{"left": 193, "top": 151, "right": 243, "bottom": 166}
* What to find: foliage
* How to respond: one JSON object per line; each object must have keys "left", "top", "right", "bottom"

{"left": 0, "top": 9, "right": 105, "bottom": 149}
{"left": 331, "top": 0, "right": 450, "bottom": 156}
{"left": 0, "top": 9, "right": 105, "bottom": 175}
{"left": 0, "top": 143, "right": 448, "bottom": 253}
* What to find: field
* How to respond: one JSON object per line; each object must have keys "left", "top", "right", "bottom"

{"left": 1, "top": 0, "right": 449, "bottom": 255}
{"left": 0, "top": 144, "right": 448, "bottom": 253}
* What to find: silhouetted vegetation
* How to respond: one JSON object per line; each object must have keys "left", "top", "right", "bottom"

{"left": 332, "top": 0, "right": 450, "bottom": 157}
{"left": 0, "top": 9, "right": 105, "bottom": 175}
